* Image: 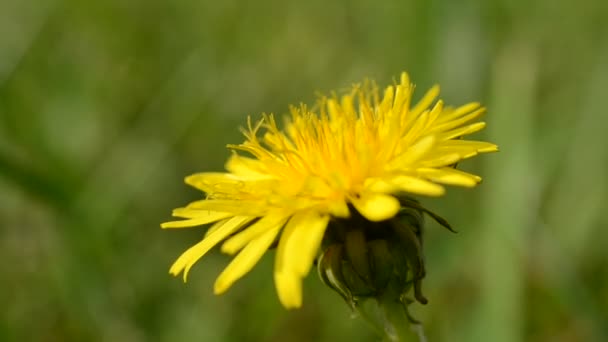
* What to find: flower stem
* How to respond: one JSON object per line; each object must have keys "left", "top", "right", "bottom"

{"left": 355, "top": 287, "right": 426, "bottom": 342}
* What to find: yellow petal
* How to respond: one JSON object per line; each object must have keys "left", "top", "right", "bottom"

{"left": 205, "top": 215, "right": 252, "bottom": 237}
{"left": 436, "top": 102, "right": 481, "bottom": 123}
{"left": 327, "top": 98, "right": 342, "bottom": 122}
{"left": 169, "top": 216, "right": 252, "bottom": 281}
{"left": 392, "top": 75, "right": 411, "bottom": 115}
{"left": 276, "top": 211, "right": 330, "bottom": 276}
{"left": 274, "top": 271, "right": 302, "bottom": 309}
{"left": 419, "top": 153, "right": 462, "bottom": 168}
{"left": 365, "top": 178, "right": 398, "bottom": 193}
{"left": 410, "top": 84, "right": 440, "bottom": 119}
{"left": 429, "top": 107, "right": 486, "bottom": 134}
{"left": 440, "top": 140, "right": 499, "bottom": 153}
{"left": 185, "top": 172, "right": 243, "bottom": 193}
{"left": 388, "top": 135, "right": 436, "bottom": 169}
{"left": 214, "top": 225, "right": 282, "bottom": 294}
{"left": 341, "top": 94, "right": 356, "bottom": 122}
{"left": 225, "top": 154, "right": 271, "bottom": 180}
{"left": 221, "top": 214, "right": 289, "bottom": 255}
{"left": 328, "top": 199, "right": 350, "bottom": 218}
{"left": 390, "top": 175, "right": 446, "bottom": 196}
{"left": 272, "top": 211, "right": 329, "bottom": 309}
{"left": 400, "top": 72, "right": 410, "bottom": 86}
{"left": 186, "top": 199, "right": 268, "bottom": 216}
{"left": 401, "top": 109, "right": 430, "bottom": 144}
{"left": 427, "top": 99, "right": 444, "bottom": 127}
{"left": 171, "top": 208, "right": 228, "bottom": 219}
{"left": 161, "top": 211, "right": 232, "bottom": 228}
{"left": 418, "top": 167, "right": 480, "bottom": 187}
{"left": 433, "top": 141, "right": 498, "bottom": 160}
{"left": 438, "top": 122, "right": 486, "bottom": 141}
{"left": 351, "top": 193, "right": 401, "bottom": 222}
{"left": 379, "top": 86, "right": 395, "bottom": 114}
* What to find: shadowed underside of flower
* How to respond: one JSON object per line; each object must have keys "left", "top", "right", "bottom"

{"left": 162, "top": 72, "right": 497, "bottom": 309}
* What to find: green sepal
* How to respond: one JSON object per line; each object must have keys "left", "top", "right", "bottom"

{"left": 367, "top": 239, "right": 393, "bottom": 291}
{"left": 317, "top": 244, "right": 355, "bottom": 308}
{"left": 344, "top": 228, "right": 372, "bottom": 281}
{"left": 389, "top": 219, "right": 427, "bottom": 304}
{"left": 398, "top": 197, "right": 456, "bottom": 233}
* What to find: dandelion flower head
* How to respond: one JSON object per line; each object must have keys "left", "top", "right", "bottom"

{"left": 162, "top": 72, "right": 498, "bottom": 309}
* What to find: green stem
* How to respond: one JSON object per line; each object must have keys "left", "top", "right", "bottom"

{"left": 355, "top": 290, "right": 426, "bottom": 342}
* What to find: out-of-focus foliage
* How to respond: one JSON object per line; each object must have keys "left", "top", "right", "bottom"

{"left": 1, "top": 0, "right": 607, "bottom": 341}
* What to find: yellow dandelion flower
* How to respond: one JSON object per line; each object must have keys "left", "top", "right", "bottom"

{"left": 162, "top": 72, "right": 497, "bottom": 309}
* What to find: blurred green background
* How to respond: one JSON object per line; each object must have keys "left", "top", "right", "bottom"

{"left": 1, "top": 0, "right": 607, "bottom": 341}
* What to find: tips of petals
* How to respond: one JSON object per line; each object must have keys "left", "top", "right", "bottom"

{"left": 390, "top": 175, "right": 446, "bottom": 197}
{"left": 213, "top": 279, "right": 228, "bottom": 295}
{"left": 400, "top": 72, "right": 410, "bottom": 86}
{"left": 169, "top": 262, "right": 189, "bottom": 282}
{"left": 480, "top": 144, "right": 499, "bottom": 153}
{"left": 168, "top": 256, "right": 196, "bottom": 282}
{"left": 275, "top": 272, "right": 303, "bottom": 309}
{"left": 352, "top": 193, "right": 401, "bottom": 222}
{"left": 328, "top": 199, "right": 350, "bottom": 218}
